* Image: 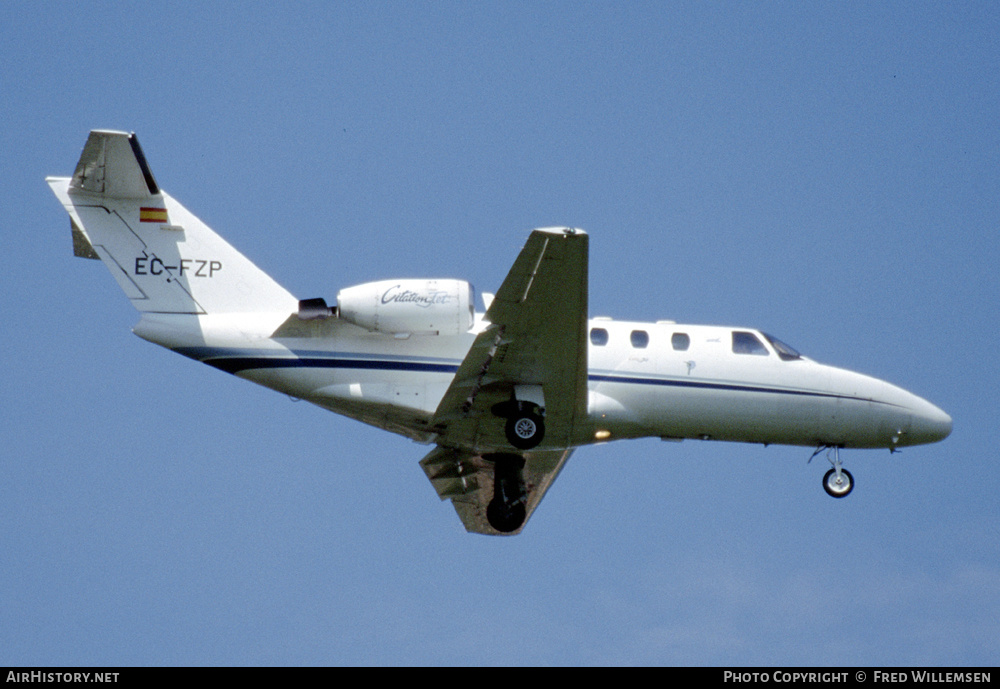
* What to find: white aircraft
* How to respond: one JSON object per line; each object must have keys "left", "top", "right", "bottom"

{"left": 48, "top": 130, "right": 952, "bottom": 535}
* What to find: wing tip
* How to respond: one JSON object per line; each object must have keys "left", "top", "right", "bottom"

{"left": 532, "top": 226, "right": 587, "bottom": 236}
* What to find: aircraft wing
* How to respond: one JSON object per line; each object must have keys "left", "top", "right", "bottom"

{"left": 420, "top": 446, "right": 573, "bottom": 535}
{"left": 423, "top": 227, "right": 588, "bottom": 534}
{"left": 430, "top": 227, "right": 589, "bottom": 451}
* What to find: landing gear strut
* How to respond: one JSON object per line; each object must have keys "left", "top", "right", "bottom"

{"left": 812, "top": 445, "right": 854, "bottom": 498}
{"left": 486, "top": 453, "right": 527, "bottom": 533}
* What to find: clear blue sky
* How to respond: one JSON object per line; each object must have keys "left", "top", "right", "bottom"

{"left": 2, "top": 1, "right": 997, "bottom": 666}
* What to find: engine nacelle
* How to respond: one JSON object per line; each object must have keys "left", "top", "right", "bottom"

{"left": 336, "top": 279, "right": 475, "bottom": 335}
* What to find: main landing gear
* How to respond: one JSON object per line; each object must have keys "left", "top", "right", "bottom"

{"left": 495, "top": 399, "right": 546, "bottom": 450}
{"left": 811, "top": 445, "right": 854, "bottom": 498}
{"left": 486, "top": 453, "right": 527, "bottom": 533}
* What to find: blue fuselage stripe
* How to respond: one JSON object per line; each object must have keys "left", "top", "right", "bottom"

{"left": 588, "top": 373, "right": 859, "bottom": 402}
{"left": 183, "top": 349, "right": 875, "bottom": 404}
{"left": 201, "top": 357, "right": 460, "bottom": 375}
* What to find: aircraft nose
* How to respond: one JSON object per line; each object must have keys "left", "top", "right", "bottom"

{"left": 908, "top": 399, "right": 953, "bottom": 445}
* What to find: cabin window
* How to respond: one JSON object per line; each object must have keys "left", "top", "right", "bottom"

{"left": 732, "top": 331, "right": 769, "bottom": 355}
{"left": 630, "top": 330, "right": 649, "bottom": 348}
{"left": 590, "top": 328, "right": 609, "bottom": 346}
{"left": 671, "top": 333, "right": 690, "bottom": 351}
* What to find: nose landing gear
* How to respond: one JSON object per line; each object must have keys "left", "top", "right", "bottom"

{"left": 823, "top": 466, "right": 854, "bottom": 498}
{"left": 811, "top": 445, "right": 854, "bottom": 498}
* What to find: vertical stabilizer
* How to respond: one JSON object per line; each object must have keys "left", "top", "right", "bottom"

{"left": 48, "top": 130, "right": 298, "bottom": 316}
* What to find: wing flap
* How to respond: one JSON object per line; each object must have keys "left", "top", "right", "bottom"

{"left": 421, "top": 447, "right": 483, "bottom": 499}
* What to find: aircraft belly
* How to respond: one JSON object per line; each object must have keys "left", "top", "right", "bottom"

{"left": 268, "top": 368, "right": 451, "bottom": 414}
{"left": 651, "top": 386, "right": 827, "bottom": 445}
{"left": 309, "top": 375, "right": 447, "bottom": 414}
{"left": 238, "top": 366, "right": 337, "bottom": 398}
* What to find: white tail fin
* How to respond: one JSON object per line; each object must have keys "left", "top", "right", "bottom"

{"left": 47, "top": 130, "right": 297, "bottom": 315}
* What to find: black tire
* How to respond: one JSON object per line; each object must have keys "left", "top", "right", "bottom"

{"left": 823, "top": 468, "right": 854, "bottom": 498}
{"left": 505, "top": 411, "right": 545, "bottom": 450}
{"left": 486, "top": 453, "right": 528, "bottom": 533}
{"left": 487, "top": 499, "right": 527, "bottom": 533}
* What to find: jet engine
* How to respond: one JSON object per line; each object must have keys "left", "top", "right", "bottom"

{"left": 336, "top": 279, "right": 475, "bottom": 336}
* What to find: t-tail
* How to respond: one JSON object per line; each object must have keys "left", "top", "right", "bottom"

{"left": 47, "top": 130, "right": 297, "bottom": 317}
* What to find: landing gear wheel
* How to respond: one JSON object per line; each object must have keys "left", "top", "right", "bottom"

{"left": 823, "top": 467, "right": 854, "bottom": 498}
{"left": 505, "top": 411, "right": 545, "bottom": 450}
{"left": 486, "top": 454, "right": 527, "bottom": 533}
{"left": 487, "top": 499, "right": 527, "bottom": 533}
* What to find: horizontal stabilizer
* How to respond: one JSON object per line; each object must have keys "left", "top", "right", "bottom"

{"left": 71, "top": 130, "right": 159, "bottom": 198}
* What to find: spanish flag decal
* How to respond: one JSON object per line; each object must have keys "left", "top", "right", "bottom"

{"left": 140, "top": 207, "right": 169, "bottom": 223}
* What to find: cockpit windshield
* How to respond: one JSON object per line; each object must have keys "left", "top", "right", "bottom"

{"left": 762, "top": 333, "right": 802, "bottom": 361}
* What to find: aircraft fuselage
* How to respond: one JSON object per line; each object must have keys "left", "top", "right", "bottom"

{"left": 132, "top": 311, "right": 952, "bottom": 454}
